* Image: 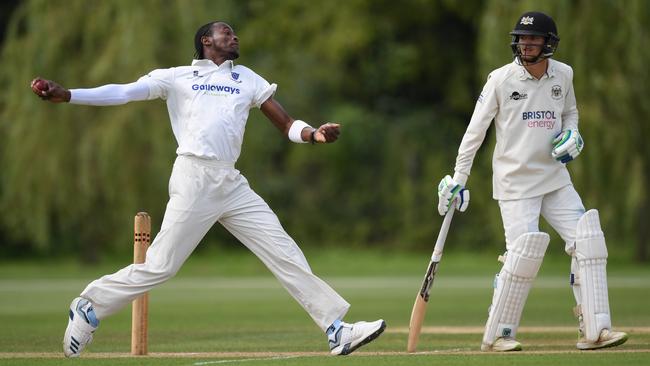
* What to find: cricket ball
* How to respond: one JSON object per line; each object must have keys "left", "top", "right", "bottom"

{"left": 34, "top": 79, "right": 48, "bottom": 91}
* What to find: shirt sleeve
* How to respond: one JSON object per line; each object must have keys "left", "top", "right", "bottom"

{"left": 250, "top": 72, "right": 277, "bottom": 108}
{"left": 561, "top": 68, "right": 579, "bottom": 131}
{"left": 453, "top": 72, "right": 500, "bottom": 185}
{"left": 137, "top": 68, "right": 175, "bottom": 101}
{"left": 69, "top": 80, "right": 150, "bottom": 106}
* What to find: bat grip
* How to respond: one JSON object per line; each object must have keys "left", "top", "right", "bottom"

{"left": 430, "top": 209, "right": 454, "bottom": 261}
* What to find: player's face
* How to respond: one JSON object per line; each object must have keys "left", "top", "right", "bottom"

{"left": 205, "top": 23, "right": 240, "bottom": 60}
{"left": 517, "top": 35, "right": 545, "bottom": 63}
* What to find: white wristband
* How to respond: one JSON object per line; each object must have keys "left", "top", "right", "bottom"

{"left": 288, "top": 120, "right": 312, "bottom": 143}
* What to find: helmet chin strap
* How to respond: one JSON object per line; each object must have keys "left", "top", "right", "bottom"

{"left": 511, "top": 33, "right": 557, "bottom": 67}
{"left": 514, "top": 46, "right": 548, "bottom": 66}
{"left": 514, "top": 54, "right": 547, "bottom": 66}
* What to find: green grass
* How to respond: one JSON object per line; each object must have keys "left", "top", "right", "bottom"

{"left": 1, "top": 250, "right": 649, "bottom": 365}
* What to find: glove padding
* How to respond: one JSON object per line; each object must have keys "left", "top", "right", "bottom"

{"left": 551, "top": 129, "right": 584, "bottom": 164}
{"left": 437, "top": 175, "right": 470, "bottom": 216}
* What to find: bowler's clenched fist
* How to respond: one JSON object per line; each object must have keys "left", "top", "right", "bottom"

{"left": 314, "top": 123, "right": 341, "bottom": 143}
{"left": 30, "top": 78, "right": 70, "bottom": 103}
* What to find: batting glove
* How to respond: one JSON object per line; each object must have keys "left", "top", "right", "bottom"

{"left": 551, "top": 129, "right": 584, "bottom": 164}
{"left": 437, "top": 175, "right": 470, "bottom": 216}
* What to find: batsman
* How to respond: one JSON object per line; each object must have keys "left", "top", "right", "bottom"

{"left": 437, "top": 11, "right": 628, "bottom": 352}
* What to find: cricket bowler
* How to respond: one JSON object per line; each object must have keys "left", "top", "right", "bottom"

{"left": 31, "top": 21, "right": 385, "bottom": 357}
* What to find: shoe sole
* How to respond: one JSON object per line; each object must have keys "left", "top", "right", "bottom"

{"left": 481, "top": 343, "right": 522, "bottom": 352}
{"left": 577, "top": 334, "right": 629, "bottom": 350}
{"left": 494, "top": 344, "right": 522, "bottom": 352}
{"left": 339, "top": 320, "right": 386, "bottom": 356}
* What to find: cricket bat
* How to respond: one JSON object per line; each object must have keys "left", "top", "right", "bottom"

{"left": 407, "top": 208, "right": 455, "bottom": 352}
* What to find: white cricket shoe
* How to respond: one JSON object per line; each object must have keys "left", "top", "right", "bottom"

{"left": 577, "top": 329, "right": 628, "bottom": 350}
{"left": 328, "top": 319, "right": 386, "bottom": 355}
{"left": 481, "top": 337, "right": 522, "bottom": 352}
{"left": 63, "top": 297, "right": 100, "bottom": 357}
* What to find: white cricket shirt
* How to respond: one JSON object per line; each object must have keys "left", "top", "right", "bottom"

{"left": 140, "top": 59, "right": 277, "bottom": 162}
{"left": 454, "top": 59, "right": 579, "bottom": 200}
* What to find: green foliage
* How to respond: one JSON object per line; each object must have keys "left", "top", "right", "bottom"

{"left": 0, "top": 0, "right": 244, "bottom": 258}
{"left": 0, "top": 0, "right": 486, "bottom": 259}
{"left": 0, "top": 0, "right": 647, "bottom": 261}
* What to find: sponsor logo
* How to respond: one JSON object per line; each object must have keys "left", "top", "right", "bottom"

{"left": 230, "top": 72, "right": 242, "bottom": 83}
{"left": 520, "top": 16, "right": 534, "bottom": 25}
{"left": 509, "top": 91, "right": 528, "bottom": 101}
{"left": 502, "top": 328, "right": 512, "bottom": 337}
{"left": 551, "top": 85, "right": 562, "bottom": 100}
{"left": 478, "top": 92, "right": 485, "bottom": 103}
{"left": 522, "top": 110, "right": 556, "bottom": 129}
{"left": 192, "top": 84, "right": 240, "bottom": 94}
{"left": 522, "top": 110, "right": 556, "bottom": 120}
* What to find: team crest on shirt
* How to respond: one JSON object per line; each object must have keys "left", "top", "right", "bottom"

{"left": 509, "top": 91, "right": 528, "bottom": 101}
{"left": 230, "top": 72, "right": 242, "bottom": 83}
{"left": 187, "top": 70, "right": 203, "bottom": 79}
{"left": 551, "top": 85, "right": 562, "bottom": 100}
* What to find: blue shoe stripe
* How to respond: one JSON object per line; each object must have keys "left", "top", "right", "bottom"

{"left": 328, "top": 328, "right": 342, "bottom": 348}
{"left": 71, "top": 336, "right": 80, "bottom": 346}
{"left": 80, "top": 311, "right": 90, "bottom": 324}
{"left": 326, "top": 319, "right": 341, "bottom": 335}
{"left": 69, "top": 310, "right": 74, "bottom": 321}
{"left": 77, "top": 300, "right": 91, "bottom": 324}
{"left": 76, "top": 299, "right": 99, "bottom": 327}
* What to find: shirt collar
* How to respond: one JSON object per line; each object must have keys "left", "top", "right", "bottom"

{"left": 546, "top": 60, "right": 557, "bottom": 78}
{"left": 514, "top": 59, "right": 556, "bottom": 80}
{"left": 191, "top": 59, "right": 234, "bottom": 70}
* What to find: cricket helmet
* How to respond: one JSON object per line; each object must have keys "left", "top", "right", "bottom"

{"left": 510, "top": 11, "right": 560, "bottom": 63}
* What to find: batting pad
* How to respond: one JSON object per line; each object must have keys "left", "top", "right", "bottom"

{"left": 482, "top": 232, "right": 550, "bottom": 346}
{"left": 572, "top": 209, "right": 611, "bottom": 342}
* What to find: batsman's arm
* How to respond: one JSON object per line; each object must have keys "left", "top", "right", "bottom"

{"left": 439, "top": 76, "right": 497, "bottom": 215}
{"left": 454, "top": 73, "right": 499, "bottom": 181}
{"left": 560, "top": 68, "right": 578, "bottom": 131}
{"left": 260, "top": 97, "right": 340, "bottom": 144}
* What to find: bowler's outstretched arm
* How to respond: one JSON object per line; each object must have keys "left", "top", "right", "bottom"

{"left": 30, "top": 78, "right": 150, "bottom": 105}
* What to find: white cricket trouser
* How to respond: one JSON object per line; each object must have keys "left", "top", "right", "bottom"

{"left": 81, "top": 155, "right": 350, "bottom": 331}
{"left": 498, "top": 184, "right": 586, "bottom": 254}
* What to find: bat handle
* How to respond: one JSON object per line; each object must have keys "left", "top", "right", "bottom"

{"left": 430, "top": 209, "right": 454, "bottom": 262}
